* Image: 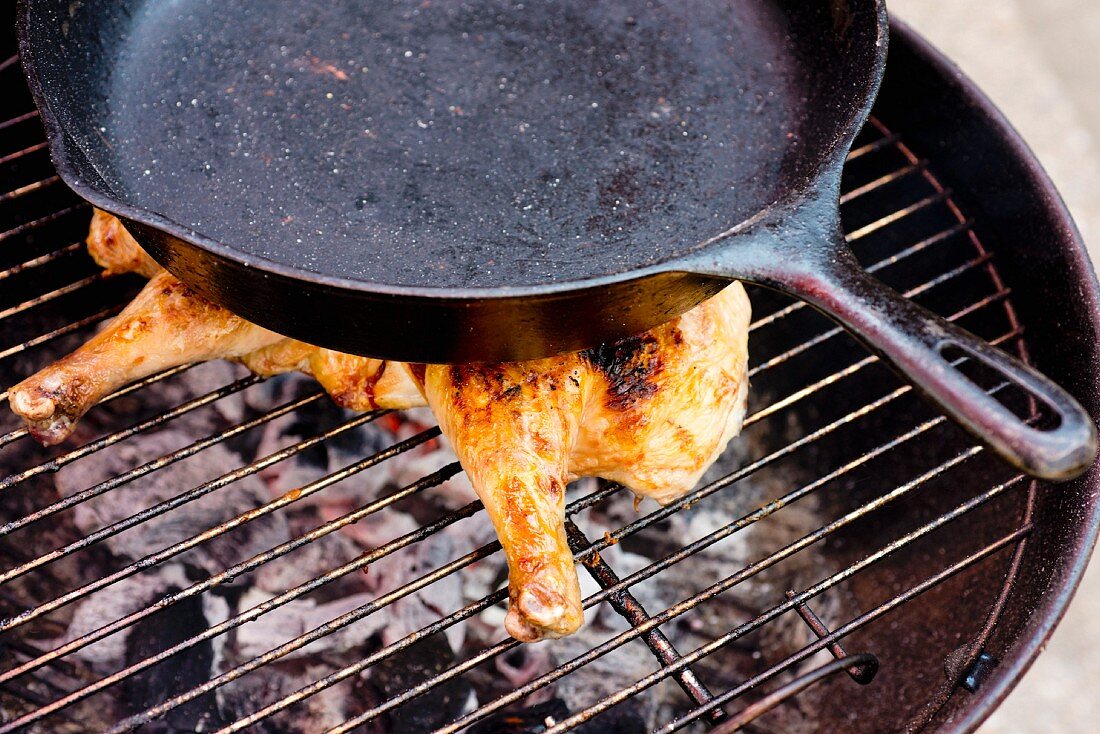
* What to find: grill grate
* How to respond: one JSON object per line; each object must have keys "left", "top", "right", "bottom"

{"left": 0, "top": 30, "right": 1042, "bottom": 734}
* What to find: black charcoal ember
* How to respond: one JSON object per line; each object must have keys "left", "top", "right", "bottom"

{"left": 57, "top": 565, "right": 231, "bottom": 674}
{"left": 468, "top": 698, "right": 569, "bottom": 734}
{"left": 122, "top": 587, "right": 226, "bottom": 732}
{"left": 468, "top": 698, "right": 645, "bottom": 734}
{"left": 55, "top": 431, "right": 289, "bottom": 582}
{"left": 252, "top": 375, "right": 400, "bottom": 504}
{"left": 368, "top": 632, "right": 472, "bottom": 733}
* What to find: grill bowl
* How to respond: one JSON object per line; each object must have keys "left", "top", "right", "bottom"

{"left": 0, "top": 14, "right": 1097, "bottom": 734}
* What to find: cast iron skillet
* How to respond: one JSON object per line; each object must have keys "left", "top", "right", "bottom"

{"left": 17, "top": 0, "right": 1098, "bottom": 481}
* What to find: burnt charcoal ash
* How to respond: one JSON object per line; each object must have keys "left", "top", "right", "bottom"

{"left": 55, "top": 431, "right": 289, "bottom": 583}
{"left": 468, "top": 697, "right": 646, "bottom": 734}
{"left": 231, "top": 588, "right": 390, "bottom": 661}
{"left": 122, "top": 588, "right": 225, "bottom": 732}
{"left": 366, "top": 632, "right": 473, "bottom": 733}
{"left": 214, "top": 659, "right": 365, "bottom": 732}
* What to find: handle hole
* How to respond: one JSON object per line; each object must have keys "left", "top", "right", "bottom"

{"left": 938, "top": 343, "right": 1057, "bottom": 430}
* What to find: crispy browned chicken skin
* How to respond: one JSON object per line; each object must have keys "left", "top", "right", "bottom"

{"left": 9, "top": 211, "right": 750, "bottom": 641}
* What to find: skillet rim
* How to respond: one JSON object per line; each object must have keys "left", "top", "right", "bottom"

{"left": 16, "top": 0, "right": 889, "bottom": 303}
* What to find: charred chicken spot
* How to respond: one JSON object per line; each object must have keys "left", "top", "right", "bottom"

{"left": 582, "top": 332, "right": 662, "bottom": 410}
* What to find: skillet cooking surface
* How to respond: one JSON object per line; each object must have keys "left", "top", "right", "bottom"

{"left": 71, "top": 0, "right": 804, "bottom": 288}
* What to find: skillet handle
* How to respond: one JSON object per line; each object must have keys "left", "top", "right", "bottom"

{"left": 792, "top": 248, "right": 1097, "bottom": 481}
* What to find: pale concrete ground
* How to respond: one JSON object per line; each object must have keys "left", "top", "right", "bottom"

{"left": 889, "top": 1, "right": 1100, "bottom": 732}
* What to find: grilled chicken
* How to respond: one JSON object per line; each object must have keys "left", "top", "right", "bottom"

{"left": 9, "top": 211, "right": 751, "bottom": 642}
{"left": 423, "top": 283, "right": 749, "bottom": 640}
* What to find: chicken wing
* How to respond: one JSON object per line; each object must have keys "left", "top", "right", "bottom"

{"left": 11, "top": 212, "right": 751, "bottom": 644}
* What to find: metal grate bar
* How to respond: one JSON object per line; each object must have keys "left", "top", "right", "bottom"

{"left": 218, "top": 374, "right": 1014, "bottom": 734}
{"left": 565, "top": 518, "right": 727, "bottom": 726}
{"left": 0, "top": 241, "right": 83, "bottom": 283}
{"left": 0, "top": 303, "right": 122, "bottom": 362}
{"left": 0, "top": 54, "right": 18, "bottom": 75}
{"left": 0, "top": 271, "right": 108, "bottom": 323}
{"left": 0, "top": 374, "right": 264, "bottom": 494}
{"left": 0, "top": 175, "right": 61, "bottom": 203}
{"left": 0, "top": 141, "right": 48, "bottom": 167}
{"left": 0, "top": 409, "right": 394, "bottom": 630}
{"left": 844, "top": 190, "right": 951, "bottom": 243}
{"left": 0, "top": 364, "right": 198, "bottom": 442}
{"left": 839, "top": 161, "right": 928, "bottom": 205}
{"left": 538, "top": 473, "right": 1031, "bottom": 734}
{"left": 708, "top": 653, "right": 879, "bottom": 734}
{"left": 0, "top": 110, "right": 39, "bottom": 132}
{"left": 0, "top": 390, "right": 328, "bottom": 538}
{"left": 0, "top": 205, "right": 86, "bottom": 244}
{"left": 660, "top": 516, "right": 1030, "bottom": 733}
{"left": 845, "top": 132, "right": 901, "bottom": 161}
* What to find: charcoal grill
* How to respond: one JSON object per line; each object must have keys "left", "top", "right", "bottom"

{"left": 2, "top": 12, "right": 1100, "bottom": 734}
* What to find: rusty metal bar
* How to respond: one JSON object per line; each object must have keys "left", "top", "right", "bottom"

{"left": 0, "top": 241, "right": 83, "bottom": 282}
{"left": 785, "top": 591, "right": 878, "bottom": 684}
{"left": 710, "top": 653, "right": 879, "bottom": 734}
{"left": 839, "top": 161, "right": 928, "bottom": 204}
{"left": 659, "top": 523, "right": 1030, "bottom": 733}
{"left": 539, "top": 479, "right": 1031, "bottom": 734}
{"left": 565, "top": 518, "right": 727, "bottom": 726}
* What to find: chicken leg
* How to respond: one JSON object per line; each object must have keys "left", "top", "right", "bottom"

{"left": 9, "top": 270, "right": 284, "bottom": 444}
{"left": 419, "top": 282, "right": 751, "bottom": 640}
